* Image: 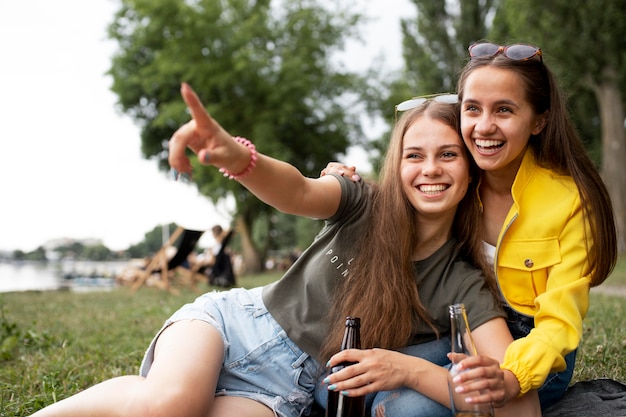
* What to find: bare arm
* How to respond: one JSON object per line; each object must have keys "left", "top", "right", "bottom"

{"left": 168, "top": 83, "right": 341, "bottom": 219}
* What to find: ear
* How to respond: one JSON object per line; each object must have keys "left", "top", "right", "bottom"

{"left": 532, "top": 111, "right": 549, "bottom": 135}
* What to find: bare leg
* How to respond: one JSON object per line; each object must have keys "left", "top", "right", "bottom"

{"left": 209, "top": 396, "right": 275, "bottom": 417}
{"left": 30, "top": 320, "right": 224, "bottom": 417}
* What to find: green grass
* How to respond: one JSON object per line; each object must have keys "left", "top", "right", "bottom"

{"left": 605, "top": 254, "right": 626, "bottom": 285}
{"left": 1, "top": 266, "right": 625, "bottom": 416}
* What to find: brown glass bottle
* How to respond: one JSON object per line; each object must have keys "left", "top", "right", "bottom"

{"left": 326, "top": 317, "right": 366, "bottom": 417}
{"left": 447, "top": 304, "right": 494, "bottom": 417}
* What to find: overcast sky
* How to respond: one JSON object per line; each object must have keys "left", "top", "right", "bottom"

{"left": 0, "top": 0, "right": 413, "bottom": 252}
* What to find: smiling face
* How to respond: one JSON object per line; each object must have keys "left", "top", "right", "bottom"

{"left": 400, "top": 116, "right": 470, "bottom": 223}
{"left": 460, "top": 66, "right": 546, "bottom": 179}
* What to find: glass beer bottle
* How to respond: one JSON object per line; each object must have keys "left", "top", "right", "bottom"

{"left": 448, "top": 304, "right": 494, "bottom": 417}
{"left": 326, "top": 317, "right": 365, "bottom": 417}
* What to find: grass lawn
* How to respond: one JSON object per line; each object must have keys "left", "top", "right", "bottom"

{"left": 1, "top": 264, "right": 625, "bottom": 416}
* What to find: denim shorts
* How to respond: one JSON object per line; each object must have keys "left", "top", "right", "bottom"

{"left": 140, "top": 287, "right": 321, "bottom": 417}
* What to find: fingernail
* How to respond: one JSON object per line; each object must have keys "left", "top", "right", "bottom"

{"left": 323, "top": 377, "right": 330, "bottom": 384}
{"left": 180, "top": 173, "right": 192, "bottom": 183}
{"left": 455, "top": 385, "right": 464, "bottom": 393}
{"left": 340, "top": 391, "right": 349, "bottom": 396}
{"left": 170, "top": 169, "right": 179, "bottom": 181}
{"left": 326, "top": 360, "right": 331, "bottom": 367}
{"left": 203, "top": 153, "right": 210, "bottom": 163}
{"left": 328, "top": 384, "right": 337, "bottom": 391}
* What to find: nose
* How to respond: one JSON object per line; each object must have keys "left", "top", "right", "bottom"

{"left": 474, "top": 113, "right": 497, "bottom": 135}
{"left": 422, "top": 157, "right": 443, "bottom": 177}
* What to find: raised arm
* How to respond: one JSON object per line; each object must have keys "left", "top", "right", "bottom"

{"left": 168, "top": 83, "right": 342, "bottom": 219}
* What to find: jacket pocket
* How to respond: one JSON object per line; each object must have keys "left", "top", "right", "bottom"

{"left": 497, "top": 238, "right": 561, "bottom": 309}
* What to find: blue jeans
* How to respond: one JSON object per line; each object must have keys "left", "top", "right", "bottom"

{"left": 505, "top": 306, "right": 577, "bottom": 410}
{"left": 141, "top": 287, "right": 320, "bottom": 417}
{"left": 314, "top": 337, "right": 452, "bottom": 417}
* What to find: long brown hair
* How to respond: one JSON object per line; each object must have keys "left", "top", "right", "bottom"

{"left": 319, "top": 101, "right": 493, "bottom": 360}
{"left": 457, "top": 52, "right": 617, "bottom": 287}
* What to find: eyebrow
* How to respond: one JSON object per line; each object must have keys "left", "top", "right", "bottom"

{"left": 402, "top": 143, "right": 465, "bottom": 152}
{"left": 462, "top": 97, "right": 520, "bottom": 108}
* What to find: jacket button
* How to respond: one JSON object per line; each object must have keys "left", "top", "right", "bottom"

{"left": 524, "top": 258, "right": 534, "bottom": 268}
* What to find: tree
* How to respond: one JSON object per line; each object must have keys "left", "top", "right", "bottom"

{"left": 491, "top": 0, "right": 626, "bottom": 253}
{"left": 82, "top": 244, "right": 115, "bottom": 261}
{"left": 107, "top": 0, "right": 365, "bottom": 272}
{"left": 366, "top": 0, "right": 500, "bottom": 172}
{"left": 126, "top": 223, "right": 178, "bottom": 258}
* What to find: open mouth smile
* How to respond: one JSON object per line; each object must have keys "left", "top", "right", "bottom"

{"left": 475, "top": 138, "right": 504, "bottom": 153}
{"left": 418, "top": 184, "right": 449, "bottom": 195}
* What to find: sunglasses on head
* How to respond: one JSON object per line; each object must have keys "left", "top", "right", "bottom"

{"left": 395, "top": 93, "right": 458, "bottom": 117}
{"left": 395, "top": 93, "right": 458, "bottom": 121}
{"left": 468, "top": 42, "right": 542, "bottom": 62}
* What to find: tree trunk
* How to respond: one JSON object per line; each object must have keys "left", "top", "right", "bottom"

{"left": 234, "top": 215, "right": 264, "bottom": 273}
{"left": 593, "top": 65, "right": 626, "bottom": 254}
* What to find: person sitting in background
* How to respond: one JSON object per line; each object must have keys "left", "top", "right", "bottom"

{"left": 206, "top": 225, "right": 236, "bottom": 287}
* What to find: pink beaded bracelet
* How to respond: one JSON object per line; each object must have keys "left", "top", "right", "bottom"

{"left": 219, "top": 136, "right": 258, "bottom": 180}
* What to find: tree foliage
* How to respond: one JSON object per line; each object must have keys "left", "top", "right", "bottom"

{"left": 126, "top": 222, "right": 179, "bottom": 258}
{"left": 366, "top": 0, "right": 500, "bottom": 173}
{"left": 12, "top": 247, "right": 47, "bottom": 262}
{"left": 401, "top": 0, "right": 498, "bottom": 94}
{"left": 107, "top": 0, "right": 366, "bottom": 271}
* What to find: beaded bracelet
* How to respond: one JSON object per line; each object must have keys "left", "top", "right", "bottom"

{"left": 219, "top": 136, "right": 258, "bottom": 180}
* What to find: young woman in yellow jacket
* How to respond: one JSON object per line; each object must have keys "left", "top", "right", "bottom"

{"left": 454, "top": 41, "right": 617, "bottom": 410}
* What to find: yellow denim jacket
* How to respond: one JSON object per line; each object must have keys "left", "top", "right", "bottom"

{"left": 487, "top": 149, "right": 592, "bottom": 395}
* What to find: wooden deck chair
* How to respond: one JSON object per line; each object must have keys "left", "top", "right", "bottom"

{"left": 129, "top": 227, "right": 204, "bottom": 293}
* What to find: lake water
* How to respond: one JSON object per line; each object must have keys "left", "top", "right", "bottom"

{"left": 0, "top": 261, "right": 129, "bottom": 293}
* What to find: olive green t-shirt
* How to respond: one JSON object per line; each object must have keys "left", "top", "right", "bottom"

{"left": 262, "top": 175, "right": 504, "bottom": 362}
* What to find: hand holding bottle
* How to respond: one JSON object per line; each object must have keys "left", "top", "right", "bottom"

{"left": 448, "top": 352, "right": 517, "bottom": 408}
{"left": 325, "top": 348, "right": 414, "bottom": 397}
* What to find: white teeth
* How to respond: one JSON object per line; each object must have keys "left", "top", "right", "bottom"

{"left": 475, "top": 139, "right": 504, "bottom": 148}
{"left": 419, "top": 184, "right": 447, "bottom": 194}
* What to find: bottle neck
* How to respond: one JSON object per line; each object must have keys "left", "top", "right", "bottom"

{"left": 449, "top": 304, "right": 476, "bottom": 356}
{"left": 341, "top": 317, "right": 361, "bottom": 350}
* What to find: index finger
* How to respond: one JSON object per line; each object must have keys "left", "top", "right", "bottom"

{"left": 181, "top": 82, "right": 212, "bottom": 127}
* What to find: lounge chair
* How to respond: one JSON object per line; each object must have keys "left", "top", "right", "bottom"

{"left": 119, "top": 227, "right": 205, "bottom": 293}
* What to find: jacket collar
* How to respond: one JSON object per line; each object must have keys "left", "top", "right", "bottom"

{"left": 475, "top": 147, "right": 538, "bottom": 212}
{"left": 510, "top": 147, "right": 539, "bottom": 201}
